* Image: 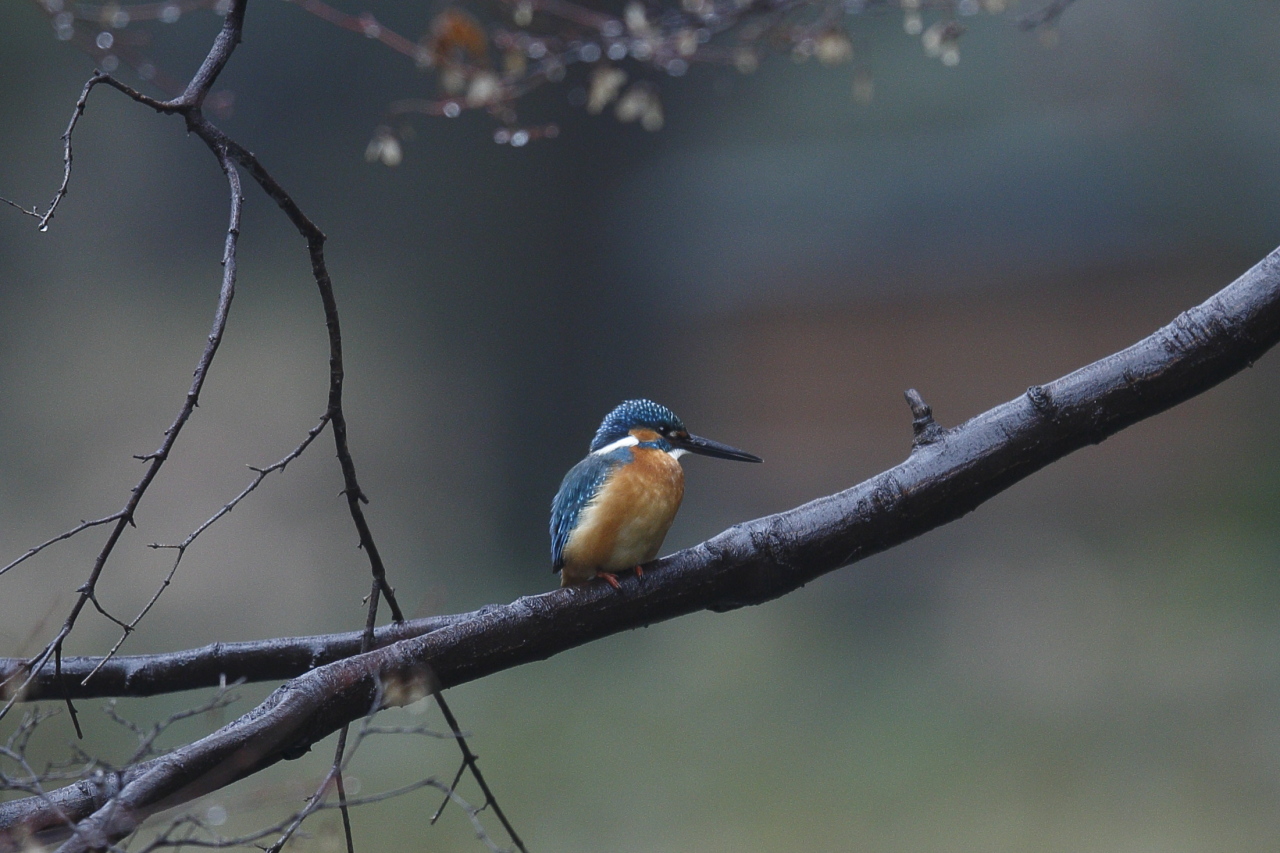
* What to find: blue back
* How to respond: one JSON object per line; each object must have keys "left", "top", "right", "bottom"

{"left": 550, "top": 446, "right": 631, "bottom": 570}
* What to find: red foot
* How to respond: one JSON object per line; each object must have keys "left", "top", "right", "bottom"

{"left": 634, "top": 565, "right": 644, "bottom": 578}
{"left": 596, "top": 570, "right": 622, "bottom": 589}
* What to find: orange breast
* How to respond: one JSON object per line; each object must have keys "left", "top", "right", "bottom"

{"left": 559, "top": 448, "right": 685, "bottom": 585}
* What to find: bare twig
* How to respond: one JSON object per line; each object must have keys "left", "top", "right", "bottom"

{"left": 127, "top": 776, "right": 505, "bottom": 853}
{"left": 431, "top": 761, "right": 468, "bottom": 824}
{"left": 6, "top": 0, "right": 407, "bottom": 731}
{"left": 1, "top": 611, "right": 492, "bottom": 702}
{"left": 361, "top": 723, "right": 460, "bottom": 739}
{"left": 4, "top": 2, "right": 515, "bottom": 850}
{"left": 118, "top": 33, "right": 408, "bottom": 625}
{"left": 150, "top": 414, "right": 330, "bottom": 555}
{"left": 0, "top": 513, "right": 125, "bottom": 579}
{"left": 103, "top": 683, "right": 242, "bottom": 766}
{"left": 432, "top": 692, "right": 528, "bottom": 853}
{"left": 79, "top": 416, "right": 332, "bottom": 689}
{"left": 0, "top": 197, "right": 39, "bottom": 218}
{"left": 0, "top": 76, "right": 246, "bottom": 731}
{"left": 253, "top": 680, "right": 508, "bottom": 853}
{"left": 6, "top": 242, "right": 1280, "bottom": 851}
{"left": 0, "top": 4, "right": 251, "bottom": 721}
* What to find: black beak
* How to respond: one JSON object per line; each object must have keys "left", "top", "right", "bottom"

{"left": 671, "top": 432, "right": 762, "bottom": 463}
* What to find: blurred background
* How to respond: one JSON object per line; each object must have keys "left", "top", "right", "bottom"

{"left": 3, "top": 0, "right": 1280, "bottom": 850}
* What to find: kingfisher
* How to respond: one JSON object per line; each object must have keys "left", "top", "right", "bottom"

{"left": 550, "top": 399, "right": 761, "bottom": 588}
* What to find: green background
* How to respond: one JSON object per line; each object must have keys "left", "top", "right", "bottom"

{"left": 3, "top": 1, "right": 1280, "bottom": 850}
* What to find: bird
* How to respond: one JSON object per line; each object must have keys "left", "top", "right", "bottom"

{"left": 550, "top": 399, "right": 762, "bottom": 589}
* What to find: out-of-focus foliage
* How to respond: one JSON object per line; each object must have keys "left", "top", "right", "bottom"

{"left": 4, "top": 0, "right": 1280, "bottom": 849}
{"left": 31, "top": 0, "right": 1028, "bottom": 152}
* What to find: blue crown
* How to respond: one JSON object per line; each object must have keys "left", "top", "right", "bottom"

{"left": 589, "top": 399, "right": 685, "bottom": 452}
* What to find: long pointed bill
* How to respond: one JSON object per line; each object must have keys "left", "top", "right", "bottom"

{"left": 673, "top": 432, "right": 762, "bottom": 463}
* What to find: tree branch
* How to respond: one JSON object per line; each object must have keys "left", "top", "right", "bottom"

{"left": 0, "top": 83, "right": 246, "bottom": 731}
{"left": 3, "top": 0, "right": 407, "bottom": 723}
{"left": 0, "top": 613, "right": 488, "bottom": 702}
{"left": 5, "top": 244, "right": 1280, "bottom": 851}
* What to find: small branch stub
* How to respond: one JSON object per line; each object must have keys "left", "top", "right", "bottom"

{"left": 904, "top": 388, "right": 944, "bottom": 449}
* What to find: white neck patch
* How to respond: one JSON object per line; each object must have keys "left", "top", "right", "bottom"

{"left": 668, "top": 448, "right": 688, "bottom": 460}
{"left": 592, "top": 434, "right": 640, "bottom": 455}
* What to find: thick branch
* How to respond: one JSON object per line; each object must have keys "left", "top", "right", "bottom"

{"left": 4, "top": 246, "right": 1280, "bottom": 851}
{"left": 0, "top": 614, "right": 485, "bottom": 702}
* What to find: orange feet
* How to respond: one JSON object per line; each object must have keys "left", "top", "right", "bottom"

{"left": 634, "top": 565, "right": 644, "bottom": 578}
{"left": 596, "top": 570, "right": 622, "bottom": 589}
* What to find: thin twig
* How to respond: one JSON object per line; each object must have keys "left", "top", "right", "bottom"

{"left": 80, "top": 415, "right": 330, "bottom": 688}
{"left": 431, "top": 761, "right": 468, "bottom": 824}
{"left": 361, "top": 724, "right": 460, "bottom": 739}
{"left": 102, "top": 682, "right": 242, "bottom": 766}
{"left": 432, "top": 692, "right": 529, "bottom": 853}
{"left": 7, "top": 242, "right": 1280, "bottom": 850}
{"left": 260, "top": 678, "right": 384, "bottom": 853}
{"left": 0, "top": 513, "right": 125, "bottom": 578}
{"left": 3, "top": 2, "right": 519, "bottom": 849}
{"left": 38, "top": 71, "right": 107, "bottom": 231}
{"left": 129, "top": 776, "right": 504, "bottom": 853}
{"left": 0, "top": 69, "right": 246, "bottom": 731}
{"left": 53, "top": 647, "right": 81, "bottom": 740}
{"left": 0, "top": 197, "right": 39, "bottom": 218}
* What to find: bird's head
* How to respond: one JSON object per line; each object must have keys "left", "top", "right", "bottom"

{"left": 589, "top": 399, "right": 762, "bottom": 463}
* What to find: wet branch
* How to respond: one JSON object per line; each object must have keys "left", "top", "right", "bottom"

{"left": 0, "top": 4, "right": 528, "bottom": 848}
{"left": 2, "top": 0, "right": 403, "bottom": 725}
{"left": 0, "top": 612, "right": 489, "bottom": 702}
{"left": 0, "top": 78, "right": 245, "bottom": 732}
{"left": 4, "top": 243, "right": 1280, "bottom": 851}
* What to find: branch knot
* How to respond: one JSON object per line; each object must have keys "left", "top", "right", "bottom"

{"left": 904, "top": 389, "right": 945, "bottom": 449}
{"left": 1026, "top": 384, "right": 1056, "bottom": 418}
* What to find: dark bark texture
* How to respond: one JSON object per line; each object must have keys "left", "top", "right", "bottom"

{"left": 4, "top": 246, "right": 1280, "bottom": 852}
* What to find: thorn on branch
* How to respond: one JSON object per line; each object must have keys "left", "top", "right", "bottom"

{"left": 904, "top": 389, "right": 945, "bottom": 449}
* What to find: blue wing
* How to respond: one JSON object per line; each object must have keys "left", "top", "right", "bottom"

{"left": 550, "top": 450, "right": 626, "bottom": 571}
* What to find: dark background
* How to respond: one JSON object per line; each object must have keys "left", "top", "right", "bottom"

{"left": 3, "top": 1, "right": 1280, "bottom": 850}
